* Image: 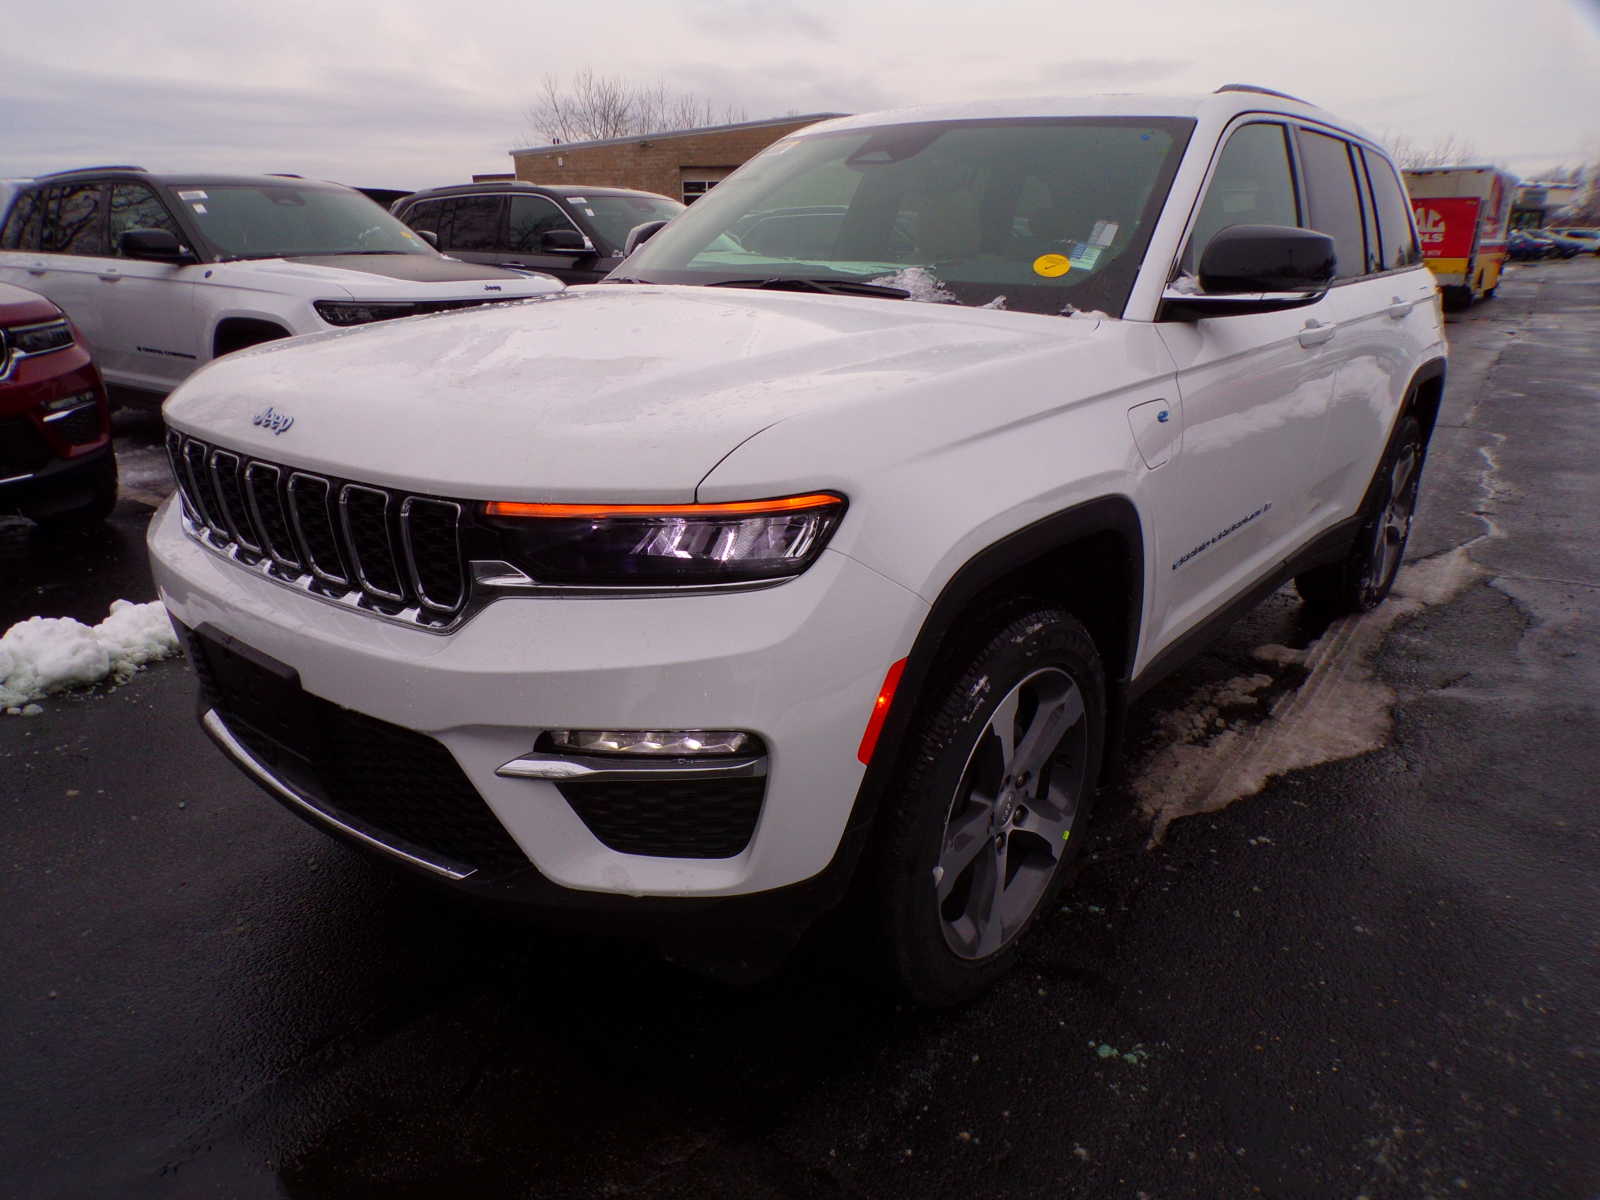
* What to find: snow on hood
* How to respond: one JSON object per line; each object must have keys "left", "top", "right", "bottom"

{"left": 163, "top": 285, "right": 1091, "bottom": 502}
{"left": 1, "top": 600, "right": 179, "bottom": 711}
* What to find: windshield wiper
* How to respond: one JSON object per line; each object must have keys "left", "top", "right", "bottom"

{"left": 706, "top": 277, "right": 910, "bottom": 300}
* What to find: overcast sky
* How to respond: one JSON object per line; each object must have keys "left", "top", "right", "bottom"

{"left": 4, "top": 0, "right": 1598, "bottom": 190}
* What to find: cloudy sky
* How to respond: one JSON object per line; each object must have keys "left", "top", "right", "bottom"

{"left": 4, "top": 0, "right": 1598, "bottom": 190}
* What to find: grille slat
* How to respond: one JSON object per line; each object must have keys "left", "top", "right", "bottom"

{"left": 167, "top": 433, "right": 470, "bottom": 627}
{"left": 340, "top": 485, "right": 405, "bottom": 602}
{"left": 287, "top": 473, "right": 348, "bottom": 585}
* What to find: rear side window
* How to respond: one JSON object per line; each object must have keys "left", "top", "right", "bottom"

{"left": 1297, "top": 130, "right": 1368, "bottom": 280}
{"left": 442, "top": 196, "right": 503, "bottom": 252}
{"left": 1, "top": 190, "right": 44, "bottom": 249}
{"left": 1185, "top": 122, "right": 1299, "bottom": 272}
{"left": 1360, "top": 149, "right": 1422, "bottom": 270}
{"left": 43, "top": 183, "right": 110, "bottom": 256}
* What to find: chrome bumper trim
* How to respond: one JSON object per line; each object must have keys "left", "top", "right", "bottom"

{"left": 201, "top": 708, "right": 475, "bottom": 881}
{"left": 495, "top": 750, "right": 768, "bottom": 784}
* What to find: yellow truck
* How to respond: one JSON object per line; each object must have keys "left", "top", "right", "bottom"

{"left": 1403, "top": 166, "right": 1516, "bottom": 310}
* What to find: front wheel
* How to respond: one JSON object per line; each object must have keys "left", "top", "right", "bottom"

{"left": 876, "top": 607, "right": 1105, "bottom": 1006}
{"left": 1296, "top": 415, "right": 1424, "bottom": 615}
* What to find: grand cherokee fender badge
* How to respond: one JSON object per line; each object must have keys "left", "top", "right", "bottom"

{"left": 252, "top": 407, "right": 294, "bottom": 435}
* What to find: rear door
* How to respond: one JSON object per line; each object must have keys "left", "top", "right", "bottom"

{"left": 1308, "top": 141, "right": 1438, "bottom": 524}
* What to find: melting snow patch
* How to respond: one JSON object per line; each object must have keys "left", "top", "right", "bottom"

{"left": 869, "top": 266, "right": 957, "bottom": 304}
{"left": 0, "top": 601, "right": 179, "bottom": 710}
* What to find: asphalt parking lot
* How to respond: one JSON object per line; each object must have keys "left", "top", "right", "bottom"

{"left": 3, "top": 257, "right": 1598, "bottom": 1199}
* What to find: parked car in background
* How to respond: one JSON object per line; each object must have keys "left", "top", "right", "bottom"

{"left": 1536, "top": 228, "right": 1589, "bottom": 258}
{"left": 152, "top": 87, "right": 1445, "bottom": 1005}
{"left": 1508, "top": 229, "right": 1557, "bottom": 260}
{"left": 0, "top": 168, "right": 563, "bottom": 405}
{"left": 391, "top": 182, "right": 684, "bottom": 284}
{"left": 0, "top": 281, "right": 116, "bottom": 528}
{"left": 1550, "top": 226, "right": 1600, "bottom": 253}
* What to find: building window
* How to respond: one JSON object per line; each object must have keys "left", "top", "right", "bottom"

{"left": 682, "top": 179, "right": 719, "bottom": 204}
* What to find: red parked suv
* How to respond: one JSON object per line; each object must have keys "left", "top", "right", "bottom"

{"left": 0, "top": 281, "right": 116, "bottom": 527}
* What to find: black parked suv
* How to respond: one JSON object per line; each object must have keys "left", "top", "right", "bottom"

{"left": 391, "top": 183, "right": 684, "bottom": 283}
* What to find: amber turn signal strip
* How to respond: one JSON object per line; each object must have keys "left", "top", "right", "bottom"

{"left": 485, "top": 493, "right": 843, "bottom": 520}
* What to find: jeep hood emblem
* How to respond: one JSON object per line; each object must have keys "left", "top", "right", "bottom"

{"left": 252, "top": 406, "right": 294, "bottom": 435}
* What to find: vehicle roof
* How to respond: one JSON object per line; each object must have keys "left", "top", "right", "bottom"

{"left": 27, "top": 167, "right": 354, "bottom": 191}
{"left": 797, "top": 87, "right": 1377, "bottom": 146}
{"left": 397, "top": 182, "right": 677, "bottom": 202}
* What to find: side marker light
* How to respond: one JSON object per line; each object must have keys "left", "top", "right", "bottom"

{"left": 857, "top": 657, "right": 907, "bottom": 766}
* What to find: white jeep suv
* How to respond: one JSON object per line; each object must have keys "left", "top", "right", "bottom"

{"left": 148, "top": 87, "right": 1445, "bottom": 1004}
{"left": 0, "top": 168, "right": 562, "bottom": 403}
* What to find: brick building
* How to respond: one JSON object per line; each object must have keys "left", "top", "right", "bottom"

{"left": 509, "top": 114, "right": 845, "bottom": 204}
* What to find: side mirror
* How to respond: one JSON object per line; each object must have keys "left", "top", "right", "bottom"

{"left": 119, "top": 228, "right": 194, "bottom": 263}
{"left": 540, "top": 228, "right": 591, "bottom": 255}
{"left": 1161, "top": 225, "right": 1335, "bottom": 320}
{"left": 621, "top": 219, "right": 668, "bottom": 257}
{"left": 414, "top": 228, "right": 439, "bottom": 249}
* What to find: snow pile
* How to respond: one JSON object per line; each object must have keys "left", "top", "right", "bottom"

{"left": 0, "top": 600, "right": 179, "bottom": 710}
{"left": 869, "top": 266, "right": 957, "bottom": 304}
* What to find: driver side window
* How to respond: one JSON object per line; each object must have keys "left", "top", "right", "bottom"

{"left": 1183, "top": 123, "right": 1300, "bottom": 274}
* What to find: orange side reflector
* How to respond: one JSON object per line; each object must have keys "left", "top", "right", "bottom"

{"left": 857, "top": 657, "right": 908, "bottom": 766}
{"left": 485, "top": 493, "right": 842, "bottom": 520}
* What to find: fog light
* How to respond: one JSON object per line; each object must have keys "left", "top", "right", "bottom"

{"left": 547, "top": 729, "right": 752, "bottom": 757}
{"left": 40, "top": 389, "right": 96, "bottom": 415}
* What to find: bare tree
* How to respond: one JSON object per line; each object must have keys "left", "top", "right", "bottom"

{"left": 1380, "top": 130, "right": 1482, "bottom": 170}
{"left": 524, "top": 71, "right": 747, "bottom": 145}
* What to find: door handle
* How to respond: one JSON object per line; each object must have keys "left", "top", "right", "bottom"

{"left": 27, "top": 261, "right": 46, "bottom": 275}
{"left": 1298, "top": 319, "right": 1336, "bottom": 348}
{"left": 498, "top": 261, "right": 530, "bottom": 269}
{"left": 1385, "top": 297, "right": 1411, "bottom": 319}
{"left": 99, "top": 269, "right": 121, "bottom": 281}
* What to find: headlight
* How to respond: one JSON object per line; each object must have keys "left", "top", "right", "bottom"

{"left": 313, "top": 299, "right": 428, "bottom": 326}
{"left": 481, "top": 493, "right": 845, "bottom": 586}
{"left": 11, "top": 319, "right": 74, "bottom": 355}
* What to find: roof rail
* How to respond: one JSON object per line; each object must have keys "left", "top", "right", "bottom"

{"left": 37, "top": 164, "right": 147, "bottom": 179}
{"left": 1214, "top": 84, "right": 1312, "bottom": 105}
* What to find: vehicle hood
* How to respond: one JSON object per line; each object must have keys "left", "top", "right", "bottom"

{"left": 162, "top": 285, "right": 1099, "bottom": 500}
{"left": 206, "top": 254, "right": 562, "bottom": 300}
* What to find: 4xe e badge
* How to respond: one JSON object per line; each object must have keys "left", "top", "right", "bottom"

{"left": 252, "top": 407, "right": 294, "bottom": 435}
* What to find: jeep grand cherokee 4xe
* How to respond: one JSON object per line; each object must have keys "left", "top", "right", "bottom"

{"left": 0, "top": 168, "right": 562, "bottom": 404}
{"left": 149, "top": 87, "right": 1445, "bottom": 1004}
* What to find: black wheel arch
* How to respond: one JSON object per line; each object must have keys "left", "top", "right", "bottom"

{"left": 213, "top": 317, "right": 291, "bottom": 359}
{"left": 842, "top": 495, "right": 1144, "bottom": 858}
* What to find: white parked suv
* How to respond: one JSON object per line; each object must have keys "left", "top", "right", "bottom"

{"left": 149, "top": 87, "right": 1445, "bottom": 1003}
{"left": 0, "top": 168, "right": 562, "bottom": 402}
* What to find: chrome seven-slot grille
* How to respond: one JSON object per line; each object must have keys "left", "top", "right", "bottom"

{"left": 167, "top": 431, "right": 467, "bottom": 629}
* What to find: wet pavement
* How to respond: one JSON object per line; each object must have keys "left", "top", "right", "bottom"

{"left": 3, "top": 259, "right": 1598, "bottom": 1198}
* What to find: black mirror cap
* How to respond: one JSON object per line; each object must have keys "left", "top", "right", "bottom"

{"left": 119, "top": 228, "right": 192, "bottom": 262}
{"left": 1198, "top": 225, "right": 1336, "bottom": 294}
{"left": 621, "top": 219, "right": 669, "bottom": 258}
{"left": 414, "top": 228, "right": 440, "bottom": 249}
{"left": 540, "top": 228, "right": 589, "bottom": 254}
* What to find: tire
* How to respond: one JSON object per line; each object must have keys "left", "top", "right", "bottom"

{"left": 31, "top": 453, "right": 119, "bottom": 531}
{"left": 876, "top": 606, "right": 1105, "bottom": 1006}
{"left": 1296, "top": 415, "right": 1424, "bottom": 615}
{"left": 1440, "top": 286, "right": 1472, "bottom": 312}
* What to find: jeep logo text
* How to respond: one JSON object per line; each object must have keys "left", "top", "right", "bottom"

{"left": 252, "top": 407, "right": 295, "bottom": 435}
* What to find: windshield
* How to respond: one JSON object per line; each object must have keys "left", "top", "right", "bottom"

{"left": 578, "top": 194, "right": 685, "bottom": 251}
{"left": 620, "top": 117, "right": 1193, "bottom": 316}
{"left": 169, "top": 184, "right": 433, "bottom": 259}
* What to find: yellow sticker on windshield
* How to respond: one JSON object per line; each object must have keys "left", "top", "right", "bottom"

{"left": 1033, "top": 253, "right": 1071, "bottom": 278}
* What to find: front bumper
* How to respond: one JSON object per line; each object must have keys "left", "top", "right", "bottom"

{"left": 149, "top": 495, "right": 925, "bottom": 904}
